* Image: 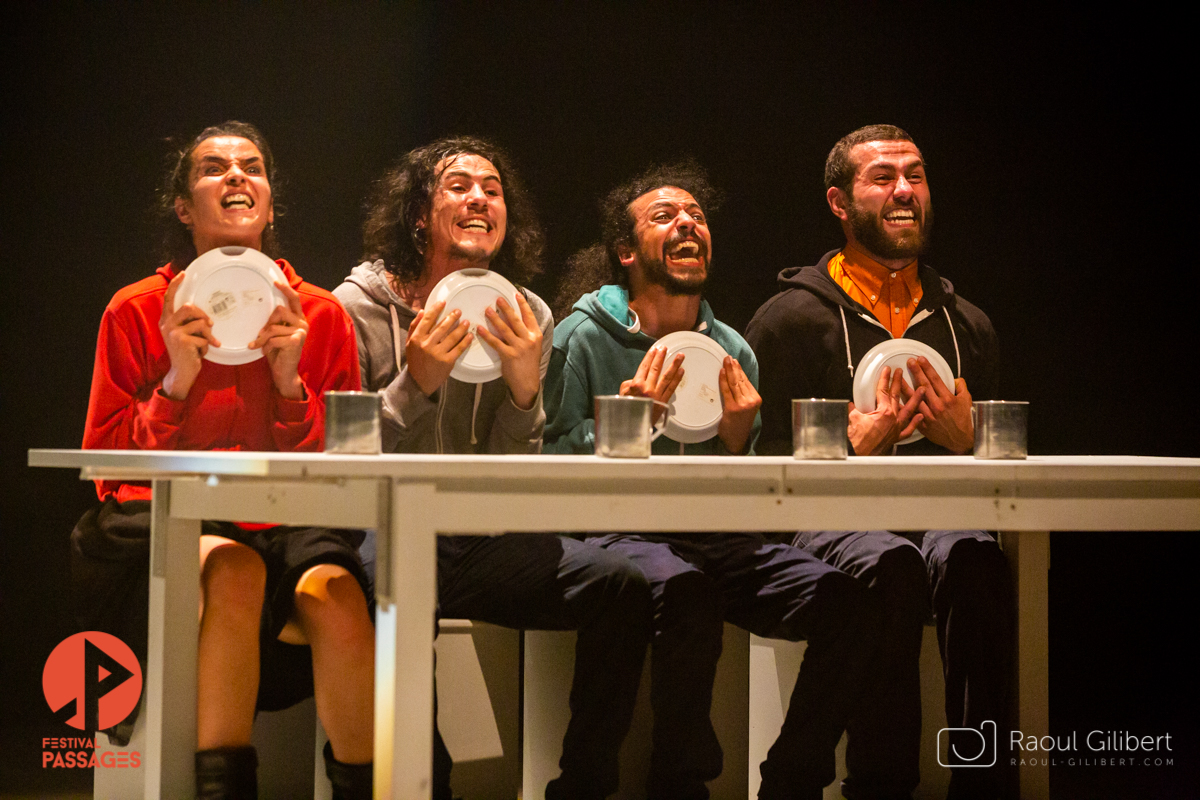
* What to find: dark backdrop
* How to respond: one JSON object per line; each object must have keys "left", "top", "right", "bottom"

{"left": 2, "top": 4, "right": 1196, "bottom": 798}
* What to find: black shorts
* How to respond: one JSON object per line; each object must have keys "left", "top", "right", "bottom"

{"left": 70, "top": 498, "right": 370, "bottom": 713}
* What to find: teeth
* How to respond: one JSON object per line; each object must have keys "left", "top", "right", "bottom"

{"left": 885, "top": 210, "right": 915, "bottom": 221}
{"left": 462, "top": 220, "right": 488, "bottom": 231}
{"left": 223, "top": 194, "right": 252, "bottom": 209}
{"left": 669, "top": 242, "right": 700, "bottom": 256}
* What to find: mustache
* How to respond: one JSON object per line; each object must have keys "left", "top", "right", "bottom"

{"left": 664, "top": 232, "right": 708, "bottom": 256}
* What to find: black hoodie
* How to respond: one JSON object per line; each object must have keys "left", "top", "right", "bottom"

{"left": 744, "top": 249, "right": 998, "bottom": 455}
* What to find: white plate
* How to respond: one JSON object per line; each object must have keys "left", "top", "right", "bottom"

{"left": 429, "top": 268, "right": 520, "bottom": 383}
{"left": 658, "top": 330, "right": 729, "bottom": 444}
{"left": 175, "top": 247, "right": 287, "bottom": 365}
{"left": 852, "top": 339, "right": 954, "bottom": 444}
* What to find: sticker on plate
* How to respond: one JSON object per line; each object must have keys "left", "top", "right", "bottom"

{"left": 207, "top": 290, "right": 237, "bottom": 319}
{"left": 698, "top": 384, "right": 719, "bottom": 405}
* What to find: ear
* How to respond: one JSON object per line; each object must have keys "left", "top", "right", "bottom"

{"left": 617, "top": 241, "right": 635, "bottom": 268}
{"left": 826, "top": 186, "right": 850, "bottom": 222}
{"left": 174, "top": 196, "right": 193, "bottom": 227}
{"left": 267, "top": 199, "right": 275, "bottom": 226}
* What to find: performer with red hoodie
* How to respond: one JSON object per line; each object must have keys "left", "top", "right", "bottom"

{"left": 73, "top": 121, "right": 373, "bottom": 800}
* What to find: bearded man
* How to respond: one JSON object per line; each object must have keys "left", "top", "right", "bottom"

{"left": 746, "top": 125, "right": 1013, "bottom": 800}
{"left": 546, "top": 161, "right": 880, "bottom": 800}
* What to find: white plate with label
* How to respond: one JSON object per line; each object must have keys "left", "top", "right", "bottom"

{"left": 657, "top": 330, "right": 729, "bottom": 444}
{"left": 175, "top": 246, "right": 287, "bottom": 365}
{"left": 852, "top": 339, "right": 954, "bottom": 444}
{"left": 429, "top": 268, "right": 520, "bottom": 383}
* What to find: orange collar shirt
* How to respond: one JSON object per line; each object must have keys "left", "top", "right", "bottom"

{"left": 828, "top": 244, "right": 923, "bottom": 339}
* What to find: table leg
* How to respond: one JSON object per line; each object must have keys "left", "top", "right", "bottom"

{"left": 145, "top": 480, "right": 200, "bottom": 799}
{"left": 375, "top": 482, "right": 437, "bottom": 799}
{"left": 1003, "top": 530, "right": 1050, "bottom": 800}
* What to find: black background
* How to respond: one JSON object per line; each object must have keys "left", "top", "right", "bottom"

{"left": 2, "top": 4, "right": 1196, "bottom": 798}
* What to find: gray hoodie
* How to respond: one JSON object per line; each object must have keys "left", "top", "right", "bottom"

{"left": 333, "top": 259, "right": 553, "bottom": 454}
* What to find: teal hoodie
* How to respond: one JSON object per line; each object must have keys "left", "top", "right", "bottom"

{"left": 544, "top": 285, "right": 760, "bottom": 455}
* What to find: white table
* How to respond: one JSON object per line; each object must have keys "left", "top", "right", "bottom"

{"left": 29, "top": 450, "right": 1200, "bottom": 799}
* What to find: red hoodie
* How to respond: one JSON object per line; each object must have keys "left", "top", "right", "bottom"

{"left": 83, "top": 260, "right": 361, "bottom": 503}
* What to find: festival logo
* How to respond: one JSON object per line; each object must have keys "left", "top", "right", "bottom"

{"left": 42, "top": 631, "right": 142, "bottom": 732}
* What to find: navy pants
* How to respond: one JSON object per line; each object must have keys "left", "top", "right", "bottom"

{"left": 796, "top": 529, "right": 1014, "bottom": 800}
{"left": 589, "top": 531, "right": 880, "bottom": 800}
{"left": 433, "top": 533, "right": 652, "bottom": 800}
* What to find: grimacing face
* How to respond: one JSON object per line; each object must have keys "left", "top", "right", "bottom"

{"left": 623, "top": 186, "right": 712, "bottom": 296}
{"left": 843, "top": 140, "right": 933, "bottom": 262}
{"left": 174, "top": 136, "right": 274, "bottom": 256}
{"left": 420, "top": 153, "right": 507, "bottom": 266}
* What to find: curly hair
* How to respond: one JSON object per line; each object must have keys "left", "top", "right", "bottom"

{"left": 156, "top": 121, "right": 281, "bottom": 269}
{"left": 824, "top": 124, "right": 916, "bottom": 194}
{"left": 361, "top": 136, "right": 544, "bottom": 287}
{"left": 553, "top": 159, "right": 721, "bottom": 320}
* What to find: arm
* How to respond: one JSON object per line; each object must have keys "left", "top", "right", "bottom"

{"left": 543, "top": 345, "right": 597, "bottom": 455}
{"left": 84, "top": 277, "right": 208, "bottom": 452}
{"left": 270, "top": 291, "right": 362, "bottom": 453}
{"left": 484, "top": 291, "right": 552, "bottom": 454}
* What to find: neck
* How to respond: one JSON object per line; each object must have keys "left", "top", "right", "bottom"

{"left": 842, "top": 236, "right": 915, "bottom": 273}
{"left": 192, "top": 233, "right": 262, "bottom": 259}
{"left": 628, "top": 283, "right": 702, "bottom": 339}
{"left": 397, "top": 253, "right": 492, "bottom": 311}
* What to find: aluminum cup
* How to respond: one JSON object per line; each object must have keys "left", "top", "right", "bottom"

{"left": 792, "top": 399, "right": 849, "bottom": 460}
{"left": 972, "top": 401, "right": 1029, "bottom": 459}
{"left": 324, "top": 391, "right": 383, "bottom": 455}
{"left": 594, "top": 395, "right": 669, "bottom": 458}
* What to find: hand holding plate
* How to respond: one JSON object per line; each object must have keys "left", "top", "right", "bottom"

{"left": 248, "top": 281, "right": 309, "bottom": 400}
{"left": 159, "top": 272, "right": 221, "bottom": 401}
{"left": 905, "top": 356, "right": 974, "bottom": 454}
{"left": 716, "top": 356, "right": 761, "bottom": 454}
{"left": 620, "top": 345, "right": 685, "bottom": 422}
{"left": 848, "top": 366, "right": 924, "bottom": 455}
{"left": 477, "top": 293, "right": 542, "bottom": 410}
{"left": 406, "top": 300, "right": 473, "bottom": 397}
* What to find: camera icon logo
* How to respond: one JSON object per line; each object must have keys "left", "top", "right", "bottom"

{"left": 937, "top": 720, "right": 997, "bottom": 768}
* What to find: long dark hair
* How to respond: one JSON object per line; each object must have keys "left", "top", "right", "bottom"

{"left": 156, "top": 120, "right": 281, "bottom": 269}
{"left": 553, "top": 159, "right": 721, "bottom": 320}
{"left": 361, "top": 135, "right": 544, "bottom": 287}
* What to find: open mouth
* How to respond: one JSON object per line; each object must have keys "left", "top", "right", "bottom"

{"left": 883, "top": 208, "right": 917, "bottom": 226}
{"left": 665, "top": 240, "right": 704, "bottom": 265}
{"left": 222, "top": 193, "right": 254, "bottom": 210}
{"left": 459, "top": 218, "right": 491, "bottom": 233}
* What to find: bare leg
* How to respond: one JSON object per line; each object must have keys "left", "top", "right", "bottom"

{"left": 197, "top": 535, "right": 265, "bottom": 750}
{"left": 282, "top": 563, "right": 375, "bottom": 764}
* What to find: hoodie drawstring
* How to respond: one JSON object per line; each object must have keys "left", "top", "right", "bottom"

{"left": 839, "top": 306, "right": 855, "bottom": 379}
{"left": 389, "top": 304, "right": 403, "bottom": 374}
{"left": 470, "top": 383, "right": 482, "bottom": 445}
{"left": 942, "top": 307, "right": 961, "bottom": 378}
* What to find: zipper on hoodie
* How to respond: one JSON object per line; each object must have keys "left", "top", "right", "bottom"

{"left": 435, "top": 385, "right": 447, "bottom": 454}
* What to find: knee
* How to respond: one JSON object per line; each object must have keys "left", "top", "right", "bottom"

{"left": 201, "top": 543, "right": 266, "bottom": 614}
{"left": 874, "top": 544, "right": 930, "bottom": 620}
{"left": 294, "top": 565, "right": 373, "bottom": 647}
{"left": 656, "top": 570, "right": 722, "bottom": 641}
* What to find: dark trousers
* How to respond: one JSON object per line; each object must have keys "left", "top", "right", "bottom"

{"left": 589, "top": 531, "right": 880, "bottom": 800}
{"left": 796, "top": 529, "right": 1014, "bottom": 800}
{"left": 433, "top": 533, "right": 652, "bottom": 800}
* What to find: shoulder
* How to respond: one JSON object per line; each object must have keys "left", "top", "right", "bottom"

{"left": 747, "top": 285, "right": 839, "bottom": 340}
{"left": 106, "top": 272, "right": 169, "bottom": 315}
{"left": 710, "top": 319, "right": 757, "bottom": 367}
{"left": 552, "top": 308, "right": 601, "bottom": 350}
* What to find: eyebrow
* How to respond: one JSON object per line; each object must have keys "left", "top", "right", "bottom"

{"left": 864, "top": 159, "right": 925, "bottom": 173}
{"left": 646, "top": 200, "right": 704, "bottom": 214}
{"left": 442, "top": 169, "right": 501, "bottom": 183}
{"left": 196, "top": 154, "right": 263, "bottom": 166}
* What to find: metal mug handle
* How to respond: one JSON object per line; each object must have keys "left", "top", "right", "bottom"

{"left": 649, "top": 400, "right": 670, "bottom": 441}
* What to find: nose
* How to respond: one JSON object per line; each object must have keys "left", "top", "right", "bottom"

{"left": 465, "top": 183, "right": 489, "bottom": 207}
{"left": 225, "top": 163, "right": 246, "bottom": 184}
{"left": 893, "top": 175, "right": 913, "bottom": 200}
{"left": 677, "top": 210, "right": 699, "bottom": 232}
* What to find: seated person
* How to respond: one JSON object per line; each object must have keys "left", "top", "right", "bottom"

{"left": 72, "top": 121, "right": 374, "bottom": 800}
{"left": 334, "top": 136, "right": 650, "bottom": 800}
{"left": 544, "top": 161, "right": 880, "bottom": 800}
{"left": 745, "top": 124, "right": 1014, "bottom": 800}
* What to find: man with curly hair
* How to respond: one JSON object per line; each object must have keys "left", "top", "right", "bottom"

{"left": 334, "top": 136, "right": 650, "bottom": 800}
{"left": 545, "top": 161, "right": 880, "bottom": 800}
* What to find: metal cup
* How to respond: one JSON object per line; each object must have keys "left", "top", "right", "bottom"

{"left": 324, "top": 391, "right": 383, "bottom": 454}
{"left": 594, "top": 395, "right": 670, "bottom": 458}
{"left": 792, "top": 398, "right": 849, "bottom": 460}
{"left": 972, "top": 401, "right": 1029, "bottom": 459}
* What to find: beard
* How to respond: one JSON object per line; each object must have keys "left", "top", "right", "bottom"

{"left": 638, "top": 234, "right": 710, "bottom": 296}
{"left": 846, "top": 197, "right": 933, "bottom": 262}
